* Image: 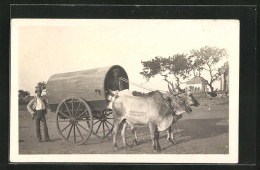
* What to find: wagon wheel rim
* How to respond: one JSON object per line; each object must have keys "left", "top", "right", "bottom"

{"left": 56, "top": 97, "right": 93, "bottom": 145}
{"left": 92, "top": 109, "right": 114, "bottom": 139}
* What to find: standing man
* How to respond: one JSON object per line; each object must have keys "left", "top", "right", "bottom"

{"left": 27, "top": 86, "right": 50, "bottom": 142}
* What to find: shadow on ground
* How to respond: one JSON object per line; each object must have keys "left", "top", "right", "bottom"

{"left": 176, "top": 118, "right": 228, "bottom": 139}
{"left": 120, "top": 117, "right": 229, "bottom": 150}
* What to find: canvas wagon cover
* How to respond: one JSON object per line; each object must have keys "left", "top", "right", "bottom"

{"left": 46, "top": 65, "right": 128, "bottom": 105}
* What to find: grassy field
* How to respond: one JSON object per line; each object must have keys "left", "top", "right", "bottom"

{"left": 18, "top": 97, "right": 229, "bottom": 154}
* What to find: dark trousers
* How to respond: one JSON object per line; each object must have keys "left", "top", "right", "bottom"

{"left": 35, "top": 110, "right": 49, "bottom": 141}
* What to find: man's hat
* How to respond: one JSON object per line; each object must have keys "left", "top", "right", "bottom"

{"left": 35, "top": 86, "right": 42, "bottom": 93}
{"left": 113, "top": 68, "right": 120, "bottom": 73}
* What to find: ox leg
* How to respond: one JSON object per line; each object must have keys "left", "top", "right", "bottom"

{"left": 121, "top": 121, "right": 129, "bottom": 149}
{"left": 148, "top": 123, "right": 157, "bottom": 152}
{"left": 131, "top": 126, "right": 138, "bottom": 146}
{"left": 112, "top": 120, "right": 120, "bottom": 150}
{"left": 154, "top": 126, "right": 161, "bottom": 151}
{"left": 167, "top": 125, "right": 175, "bottom": 144}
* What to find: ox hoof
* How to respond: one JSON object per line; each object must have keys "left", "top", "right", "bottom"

{"left": 157, "top": 146, "right": 162, "bottom": 151}
{"left": 167, "top": 139, "right": 175, "bottom": 145}
{"left": 124, "top": 146, "right": 130, "bottom": 150}
{"left": 153, "top": 149, "right": 161, "bottom": 153}
{"left": 133, "top": 140, "right": 138, "bottom": 146}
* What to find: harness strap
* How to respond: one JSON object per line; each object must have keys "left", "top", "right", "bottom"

{"left": 165, "top": 102, "right": 176, "bottom": 116}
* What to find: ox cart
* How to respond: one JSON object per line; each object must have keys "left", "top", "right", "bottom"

{"left": 46, "top": 65, "right": 129, "bottom": 145}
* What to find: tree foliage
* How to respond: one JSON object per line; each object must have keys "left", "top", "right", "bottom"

{"left": 18, "top": 90, "right": 30, "bottom": 99}
{"left": 190, "top": 46, "right": 228, "bottom": 92}
{"left": 140, "top": 54, "right": 191, "bottom": 88}
{"left": 18, "top": 90, "right": 31, "bottom": 104}
{"left": 140, "top": 46, "right": 227, "bottom": 93}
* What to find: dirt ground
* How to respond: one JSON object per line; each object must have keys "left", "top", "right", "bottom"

{"left": 18, "top": 97, "right": 229, "bottom": 154}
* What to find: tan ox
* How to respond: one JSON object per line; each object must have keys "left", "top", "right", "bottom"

{"left": 131, "top": 90, "right": 199, "bottom": 146}
{"left": 112, "top": 90, "right": 192, "bottom": 152}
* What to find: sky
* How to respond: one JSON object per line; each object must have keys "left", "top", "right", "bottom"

{"left": 13, "top": 19, "right": 239, "bottom": 95}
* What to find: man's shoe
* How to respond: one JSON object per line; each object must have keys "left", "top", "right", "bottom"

{"left": 45, "top": 139, "right": 51, "bottom": 142}
{"left": 38, "top": 140, "right": 43, "bottom": 142}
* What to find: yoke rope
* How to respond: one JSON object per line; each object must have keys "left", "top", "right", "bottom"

{"left": 119, "top": 77, "right": 167, "bottom": 93}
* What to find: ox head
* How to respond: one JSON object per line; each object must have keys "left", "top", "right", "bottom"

{"left": 171, "top": 84, "right": 200, "bottom": 107}
{"left": 164, "top": 84, "right": 199, "bottom": 115}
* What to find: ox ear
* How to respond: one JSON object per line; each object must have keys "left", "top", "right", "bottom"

{"left": 163, "top": 92, "right": 171, "bottom": 101}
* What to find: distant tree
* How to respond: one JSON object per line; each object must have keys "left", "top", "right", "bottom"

{"left": 140, "top": 54, "right": 191, "bottom": 89}
{"left": 190, "top": 46, "right": 228, "bottom": 92}
{"left": 18, "top": 90, "right": 30, "bottom": 100}
{"left": 188, "top": 54, "right": 204, "bottom": 77}
{"left": 18, "top": 90, "right": 30, "bottom": 104}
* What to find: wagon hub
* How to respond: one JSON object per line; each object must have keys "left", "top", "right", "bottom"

{"left": 69, "top": 118, "right": 77, "bottom": 125}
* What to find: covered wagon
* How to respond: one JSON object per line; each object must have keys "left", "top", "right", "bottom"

{"left": 46, "top": 65, "right": 129, "bottom": 144}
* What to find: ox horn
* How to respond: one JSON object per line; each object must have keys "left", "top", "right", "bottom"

{"left": 168, "top": 83, "right": 178, "bottom": 96}
{"left": 176, "top": 84, "right": 185, "bottom": 93}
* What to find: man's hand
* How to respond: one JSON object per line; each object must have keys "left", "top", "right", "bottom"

{"left": 31, "top": 113, "right": 35, "bottom": 120}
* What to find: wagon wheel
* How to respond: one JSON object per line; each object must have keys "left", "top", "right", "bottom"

{"left": 56, "top": 97, "right": 93, "bottom": 145}
{"left": 92, "top": 109, "right": 114, "bottom": 139}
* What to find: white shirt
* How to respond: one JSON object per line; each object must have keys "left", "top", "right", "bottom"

{"left": 36, "top": 97, "right": 45, "bottom": 110}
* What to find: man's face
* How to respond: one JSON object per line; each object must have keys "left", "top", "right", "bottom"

{"left": 36, "top": 91, "right": 41, "bottom": 97}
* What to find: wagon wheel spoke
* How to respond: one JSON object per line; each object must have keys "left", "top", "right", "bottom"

{"left": 76, "top": 119, "right": 93, "bottom": 122}
{"left": 61, "top": 123, "right": 72, "bottom": 133}
{"left": 102, "top": 122, "right": 105, "bottom": 138}
{"left": 75, "top": 102, "right": 82, "bottom": 117}
{"left": 77, "top": 122, "right": 90, "bottom": 132}
{"left": 95, "top": 121, "right": 102, "bottom": 134}
{"left": 73, "top": 122, "right": 76, "bottom": 143}
{"left": 58, "top": 111, "right": 70, "bottom": 119}
{"left": 104, "top": 121, "right": 111, "bottom": 132}
{"left": 75, "top": 110, "right": 88, "bottom": 120}
{"left": 64, "top": 101, "right": 72, "bottom": 117}
{"left": 71, "top": 99, "right": 74, "bottom": 116}
{"left": 93, "top": 119, "right": 101, "bottom": 125}
{"left": 105, "top": 120, "right": 113, "bottom": 126}
{"left": 104, "top": 121, "right": 113, "bottom": 138}
{"left": 57, "top": 120, "right": 70, "bottom": 122}
{"left": 66, "top": 124, "right": 73, "bottom": 140}
{"left": 75, "top": 123, "right": 84, "bottom": 140}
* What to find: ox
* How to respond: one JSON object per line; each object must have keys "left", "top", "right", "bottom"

{"left": 112, "top": 89, "right": 193, "bottom": 152}
{"left": 130, "top": 86, "right": 200, "bottom": 146}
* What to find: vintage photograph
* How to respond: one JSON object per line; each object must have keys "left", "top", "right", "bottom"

{"left": 10, "top": 19, "right": 239, "bottom": 163}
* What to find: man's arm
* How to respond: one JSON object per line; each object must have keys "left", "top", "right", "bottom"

{"left": 107, "top": 89, "right": 118, "bottom": 96}
{"left": 119, "top": 79, "right": 125, "bottom": 90}
{"left": 27, "top": 98, "right": 35, "bottom": 115}
{"left": 42, "top": 97, "right": 50, "bottom": 113}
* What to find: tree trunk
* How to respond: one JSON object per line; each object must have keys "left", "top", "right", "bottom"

{"left": 207, "top": 83, "right": 214, "bottom": 92}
